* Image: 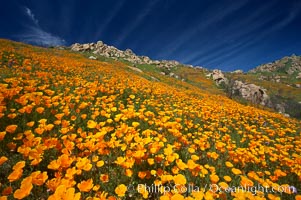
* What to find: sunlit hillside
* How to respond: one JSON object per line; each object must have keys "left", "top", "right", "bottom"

{"left": 0, "top": 39, "right": 300, "bottom": 200}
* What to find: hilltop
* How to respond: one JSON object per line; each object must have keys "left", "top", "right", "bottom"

{"left": 249, "top": 54, "right": 301, "bottom": 76}
{"left": 0, "top": 39, "right": 300, "bottom": 199}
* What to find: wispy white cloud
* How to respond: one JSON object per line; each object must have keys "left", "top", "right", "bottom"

{"left": 19, "top": 7, "right": 65, "bottom": 46}
{"left": 25, "top": 7, "right": 38, "bottom": 25}
{"left": 182, "top": 2, "right": 278, "bottom": 64}
{"left": 19, "top": 26, "right": 66, "bottom": 47}
{"left": 196, "top": 5, "right": 301, "bottom": 70}
{"left": 115, "top": 0, "right": 160, "bottom": 46}
{"left": 157, "top": 0, "right": 249, "bottom": 58}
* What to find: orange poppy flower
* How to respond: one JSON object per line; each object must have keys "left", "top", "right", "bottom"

{"left": 115, "top": 184, "right": 127, "bottom": 197}
{"left": 13, "top": 177, "right": 33, "bottom": 199}
{"left": 1, "top": 186, "right": 12, "bottom": 196}
{"left": 48, "top": 185, "right": 81, "bottom": 200}
{"left": 295, "top": 195, "right": 301, "bottom": 200}
{"left": 8, "top": 169, "right": 23, "bottom": 182}
{"left": 31, "top": 171, "right": 48, "bottom": 186}
{"left": 210, "top": 174, "right": 220, "bottom": 184}
{"left": 96, "top": 160, "right": 104, "bottom": 167}
{"left": 232, "top": 168, "right": 242, "bottom": 175}
{"left": 125, "top": 169, "right": 133, "bottom": 177}
{"left": 0, "top": 156, "right": 8, "bottom": 165}
{"left": 132, "top": 121, "right": 140, "bottom": 128}
{"left": 36, "top": 107, "right": 45, "bottom": 114}
{"left": 240, "top": 176, "right": 254, "bottom": 187}
{"left": 174, "top": 174, "right": 187, "bottom": 185}
{"left": 0, "top": 131, "right": 6, "bottom": 140}
{"left": 77, "top": 178, "right": 93, "bottom": 192}
{"left": 100, "top": 174, "right": 109, "bottom": 183}
{"left": 171, "top": 194, "right": 185, "bottom": 200}
{"left": 225, "top": 161, "right": 233, "bottom": 168}
{"left": 5, "top": 125, "right": 17, "bottom": 133}
{"left": 87, "top": 120, "right": 97, "bottom": 128}
{"left": 34, "top": 127, "right": 44, "bottom": 135}
{"left": 223, "top": 176, "right": 232, "bottom": 182}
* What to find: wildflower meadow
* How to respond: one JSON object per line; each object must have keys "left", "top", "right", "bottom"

{"left": 0, "top": 39, "right": 300, "bottom": 199}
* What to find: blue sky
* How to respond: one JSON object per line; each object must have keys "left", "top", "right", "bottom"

{"left": 1, "top": 0, "right": 301, "bottom": 71}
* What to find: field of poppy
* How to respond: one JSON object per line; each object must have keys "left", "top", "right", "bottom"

{"left": 0, "top": 39, "right": 300, "bottom": 199}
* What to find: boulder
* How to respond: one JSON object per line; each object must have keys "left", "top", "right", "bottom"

{"left": 275, "top": 103, "right": 286, "bottom": 113}
{"left": 209, "top": 69, "right": 228, "bottom": 85}
{"left": 125, "top": 49, "right": 133, "bottom": 56}
{"left": 128, "top": 66, "right": 143, "bottom": 73}
{"left": 96, "top": 41, "right": 103, "bottom": 48}
{"left": 150, "top": 76, "right": 159, "bottom": 81}
{"left": 232, "top": 80, "right": 271, "bottom": 106}
{"left": 89, "top": 56, "right": 97, "bottom": 60}
{"left": 70, "top": 43, "right": 82, "bottom": 51}
{"left": 82, "top": 44, "right": 91, "bottom": 51}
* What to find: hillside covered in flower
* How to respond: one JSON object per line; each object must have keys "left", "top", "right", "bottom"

{"left": 0, "top": 39, "right": 300, "bottom": 200}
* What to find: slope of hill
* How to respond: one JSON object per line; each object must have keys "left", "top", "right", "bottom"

{"left": 69, "top": 41, "right": 301, "bottom": 119}
{"left": 223, "top": 55, "right": 301, "bottom": 119}
{"left": 0, "top": 39, "right": 301, "bottom": 199}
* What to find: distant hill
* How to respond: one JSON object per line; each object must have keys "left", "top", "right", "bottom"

{"left": 249, "top": 54, "right": 301, "bottom": 75}
{"left": 224, "top": 55, "right": 301, "bottom": 118}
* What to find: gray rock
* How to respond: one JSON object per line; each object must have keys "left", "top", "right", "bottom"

{"left": 231, "top": 69, "right": 243, "bottom": 74}
{"left": 82, "top": 44, "right": 90, "bottom": 51}
{"left": 128, "top": 66, "right": 143, "bottom": 73}
{"left": 150, "top": 76, "right": 159, "bottom": 81}
{"left": 70, "top": 43, "right": 82, "bottom": 51}
{"left": 232, "top": 80, "right": 271, "bottom": 106}
{"left": 96, "top": 41, "right": 103, "bottom": 48}
{"left": 89, "top": 56, "right": 97, "bottom": 60}
{"left": 208, "top": 69, "right": 228, "bottom": 85}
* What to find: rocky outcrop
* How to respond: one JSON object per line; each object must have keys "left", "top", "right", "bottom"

{"left": 249, "top": 54, "right": 301, "bottom": 74}
{"left": 207, "top": 69, "right": 228, "bottom": 85}
{"left": 231, "top": 80, "right": 271, "bottom": 106}
{"left": 70, "top": 41, "right": 181, "bottom": 69}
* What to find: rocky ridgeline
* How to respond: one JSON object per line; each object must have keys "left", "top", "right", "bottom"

{"left": 249, "top": 55, "right": 301, "bottom": 89}
{"left": 249, "top": 54, "right": 301, "bottom": 76}
{"left": 70, "top": 41, "right": 197, "bottom": 70}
